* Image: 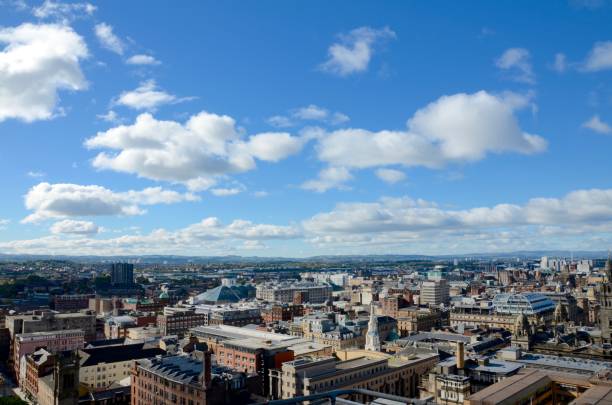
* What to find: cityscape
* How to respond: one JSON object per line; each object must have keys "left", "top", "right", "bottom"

{"left": 2, "top": 1, "right": 612, "bottom": 405}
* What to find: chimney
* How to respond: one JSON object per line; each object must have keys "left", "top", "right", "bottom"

{"left": 456, "top": 341, "right": 465, "bottom": 369}
{"left": 202, "top": 350, "right": 212, "bottom": 387}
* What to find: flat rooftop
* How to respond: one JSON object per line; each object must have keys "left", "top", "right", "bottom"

{"left": 191, "top": 324, "right": 297, "bottom": 342}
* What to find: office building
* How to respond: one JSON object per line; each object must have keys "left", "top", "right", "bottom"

{"left": 110, "top": 263, "right": 134, "bottom": 286}
{"left": 420, "top": 280, "right": 450, "bottom": 306}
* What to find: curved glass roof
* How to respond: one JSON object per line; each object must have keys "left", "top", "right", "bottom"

{"left": 493, "top": 292, "right": 556, "bottom": 315}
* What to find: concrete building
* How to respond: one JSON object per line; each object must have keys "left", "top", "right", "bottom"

{"left": 420, "top": 280, "right": 450, "bottom": 306}
{"left": 157, "top": 308, "right": 207, "bottom": 337}
{"left": 465, "top": 368, "right": 607, "bottom": 405}
{"left": 256, "top": 281, "right": 332, "bottom": 304}
{"left": 269, "top": 350, "right": 438, "bottom": 401}
{"left": 6, "top": 310, "right": 96, "bottom": 342}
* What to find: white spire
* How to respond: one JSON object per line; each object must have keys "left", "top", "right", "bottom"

{"left": 365, "top": 301, "right": 381, "bottom": 351}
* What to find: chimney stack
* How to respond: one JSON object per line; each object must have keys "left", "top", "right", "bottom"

{"left": 456, "top": 341, "right": 465, "bottom": 369}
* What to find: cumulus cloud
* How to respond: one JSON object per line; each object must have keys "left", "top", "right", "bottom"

{"left": 375, "top": 168, "right": 406, "bottom": 184}
{"left": 495, "top": 48, "right": 535, "bottom": 84}
{"left": 50, "top": 219, "right": 99, "bottom": 235}
{"left": 1, "top": 217, "right": 300, "bottom": 255}
{"left": 0, "top": 23, "right": 88, "bottom": 122}
{"left": 85, "top": 112, "right": 305, "bottom": 190}
{"left": 583, "top": 115, "right": 612, "bottom": 134}
{"left": 267, "top": 115, "right": 293, "bottom": 128}
{"left": 23, "top": 182, "right": 198, "bottom": 223}
{"left": 32, "top": 0, "right": 96, "bottom": 23}
{"left": 316, "top": 91, "right": 546, "bottom": 171}
{"left": 126, "top": 54, "right": 160, "bottom": 65}
{"left": 303, "top": 189, "right": 612, "bottom": 252}
{"left": 301, "top": 167, "right": 353, "bottom": 192}
{"left": 114, "top": 80, "right": 186, "bottom": 110}
{"left": 94, "top": 22, "right": 124, "bottom": 55}
{"left": 583, "top": 41, "right": 612, "bottom": 71}
{"left": 320, "top": 26, "right": 396, "bottom": 76}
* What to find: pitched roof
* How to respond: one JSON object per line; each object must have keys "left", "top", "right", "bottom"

{"left": 79, "top": 343, "right": 164, "bottom": 367}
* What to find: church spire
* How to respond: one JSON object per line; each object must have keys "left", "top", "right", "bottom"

{"left": 365, "top": 301, "right": 381, "bottom": 352}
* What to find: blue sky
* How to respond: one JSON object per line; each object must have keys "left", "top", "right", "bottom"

{"left": 1, "top": 0, "right": 612, "bottom": 256}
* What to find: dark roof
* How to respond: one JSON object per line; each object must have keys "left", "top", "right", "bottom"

{"left": 85, "top": 337, "right": 126, "bottom": 348}
{"left": 80, "top": 343, "right": 164, "bottom": 367}
{"left": 79, "top": 385, "right": 131, "bottom": 403}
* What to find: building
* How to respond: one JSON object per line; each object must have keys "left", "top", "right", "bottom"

{"left": 420, "top": 280, "right": 450, "bottom": 306}
{"left": 256, "top": 281, "right": 332, "bottom": 304}
{"left": 465, "top": 368, "right": 608, "bottom": 405}
{"left": 261, "top": 304, "right": 303, "bottom": 324}
{"left": 6, "top": 310, "right": 96, "bottom": 342}
{"left": 269, "top": 350, "right": 438, "bottom": 401}
{"left": 37, "top": 351, "right": 80, "bottom": 405}
{"left": 110, "top": 263, "right": 134, "bottom": 286}
{"left": 157, "top": 308, "right": 207, "bottom": 337}
{"left": 14, "top": 329, "right": 85, "bottom": 380}
{"left": 425, "top": 342, "right": 523, "bottom": 403}
{"left": 52, "top": 295, "right": 94, "bottom": 312}
{"left": 492, "top": 292, "right": 556, "bottom": 316}
{"left": 396, "top": 307, "right": 442, "bottom": 336}
{"left": 21, "top": 348, "right": 55, "bottom": 401}
{"left": 79, "top": 342, "right": 164, "bottom": 391}
{"left": 216, "top": 338, "right": 294, "bottom": 396}
{"left": 131, "top": 354, "right": 211, "bottom": 405}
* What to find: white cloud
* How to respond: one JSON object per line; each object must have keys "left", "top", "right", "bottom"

{"left": 267, "top": 115, "right": 293, "bottom": 128}
{"left": 97, "top": 110, "right": 121, "bottom": 123}
{"left": 253, "top": 190, "right": 269, "bottom": 198}
{"left": 32, "top": 1, "right": 96, "bottom": 23}
{"left": 0, "top": 23, "right": 88, "bottom": 122}
{"left": 50, "top": 219, "right": 99, "bottom": 235}
{"left": 316, "top": 91, "right": 546, "bottom": 172}
{"left": 126, "top": 54, "right": 160, "bottom": 65}
{"left": 320, "top": 26, "right": 396, "bottom": 76}
{"left": 246, "top": 132, "right": 305, "bottom": 162}
{"left": 211, "top": 187, "right": 244, "bottom": 197}
{"left": 552, "top": 53, "right": 567, "bottom": 73}
{"left": 495, "top": 48, "right": 535, "bottom": 84}
{"left": 27, "top": 171, "right": 46, "bottom": 178}
{"left": 293, "top": 104, "right": 329, "bottom": 120}
{"left": 94, "top": 22, "right": 124, "bottom": 55}
{"left": 0, "top": 219, "right": 9, "bottom": 230}
{"left": 303, "top": 189, "right": 612, "bottom": 253}
{"left": 583, "top": 41, "right": 612, "bottom": 71}
{"left": 0, "top": 217, "right": 300, "bottom": 255}
{"left": 23, "top": 182, "right": 198, "bottom": 223}
{"left": 85, "top": 112, "right": 305, "bottom": 190}
{"left": 268, "top": 105, "right": 350, "bottom": 128}
{"left": 583, "top": 115, "right": 612, "bottom": 134}
{"left": 301, "top": 167, "right": 353, "bottom": 193}
{"left": 375, "top": 168, "right": 406, "bottom": 184}
{"left": 115, "top": 80, "right": 184, "bottom": 110}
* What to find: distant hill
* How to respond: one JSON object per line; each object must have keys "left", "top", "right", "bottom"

{"left": 0, "top": 250, "right": 608, "bottom": 264}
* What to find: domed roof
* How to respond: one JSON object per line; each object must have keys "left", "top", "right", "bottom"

{"left": 159, "top": 292, "right": 169, "bottom": 299}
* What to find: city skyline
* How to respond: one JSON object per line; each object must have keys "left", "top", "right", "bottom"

{"left": 2, "top": 1, "right": 612, "bottom": 257}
